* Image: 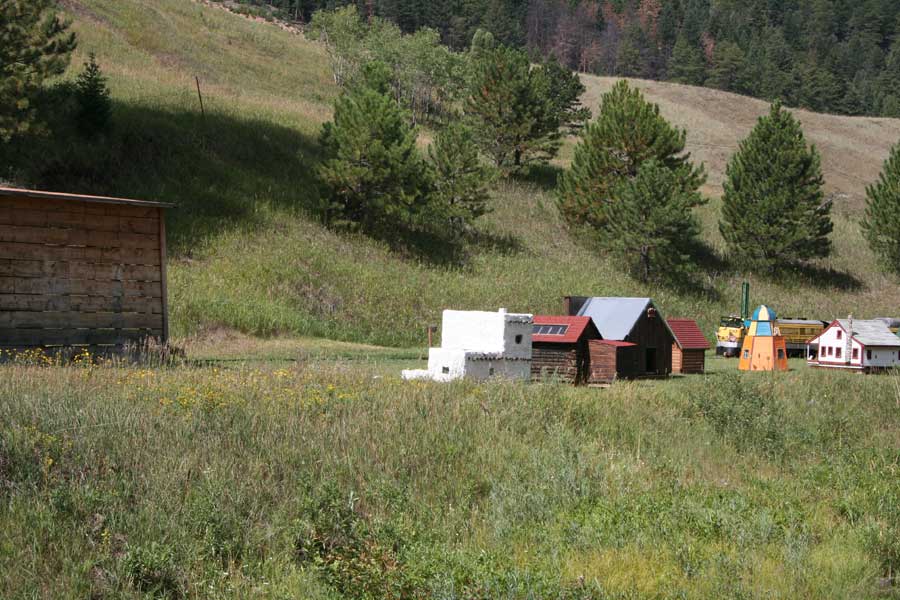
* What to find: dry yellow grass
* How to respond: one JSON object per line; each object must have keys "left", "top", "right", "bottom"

{"left": 579, "top": 76, "right": 900, "bottom": 210}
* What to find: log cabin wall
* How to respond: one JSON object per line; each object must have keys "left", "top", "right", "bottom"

{"left": 680, "top": 349, "right": 706, "bottom": 374}
{"left": 531, "top": 344, "right": 579, "bottom": 382}
{"left": 0, "top": 190, "right": 170, "bottom": 351}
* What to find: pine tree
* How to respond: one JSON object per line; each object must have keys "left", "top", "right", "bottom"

{"left": 706, "top": 41, "right": 749, "bottom": 94}
{"left": 862, "top": 141, "right": 900, "bottom": 274}
{"left": 719, "top": 102, "right": 833, "bottom": 270}
{"left": 0, "top": 0, "right": 77, "bottom": 141}
{"left": 668, "top": 34, "right": 706, "bottom": 85}
{"left": 605, "top": 159, "right": 706, "bottom": 281}
{"left": 539, "top": 56, "right": 591, "bottom": 134}
{"left": 465, "top": 44, "right": 559, "bottom": 172}
{"left": 75, "top": 53, "right": 112, "bottom": 137}
{"left": 557, "top": 80, "right": 705, "bottom": 231}
{"left": 317, "top": 69, "right": 432, "bottom": 234}
{"left": 428, "top": 122, "right": 494, "bottom": 236}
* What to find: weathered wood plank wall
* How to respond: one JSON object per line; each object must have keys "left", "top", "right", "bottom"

{"left": 0, "top": 193, "right": 167, "bottom": 349}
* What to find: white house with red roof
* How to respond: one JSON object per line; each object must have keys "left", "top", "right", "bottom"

{"left": 807, "top": 318, "right": 900, "bottom": 371}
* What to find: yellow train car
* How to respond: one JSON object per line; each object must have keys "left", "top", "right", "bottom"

{"left": 776, "top": 319, "right": 827, "bottom": 357}
{"left": 715, "top": 316, "right": 746, "bottom": 357}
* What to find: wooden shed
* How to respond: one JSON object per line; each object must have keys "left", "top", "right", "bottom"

{"left": 566, "top": 296, "right": 675, "bottom": 378}
{"left": 0, "top": 187, "right": 172, "bottom": 352}
{"left": 668, "top": 318, "right": 710, "bottom": 374}
{"left": 531, "top": 315, "right": 601, "bottom": 384}
{"left": 586, "top": 339, "right": 639, "bottom": 384}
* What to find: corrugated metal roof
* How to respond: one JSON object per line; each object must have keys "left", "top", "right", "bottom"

{"left": 836, "top": 319, "right": 900, "bottom": 347}
{"left": 668, "top": 319, "right": 710, "bottom": 350}
{"left": 532, "top": 315, "right": 599, "bottom": 344}
{"left": 0, "top": 187, "right": 173, "bottom": 208}
{"left": 575, "top": 297, "right": 670, "bottom": 341}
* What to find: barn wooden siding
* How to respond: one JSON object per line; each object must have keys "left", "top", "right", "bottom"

{"left": 629, "top": 312, "right": 673, "bottom": 375}
{"left": 0, "top": 189, "right": 171, "bottom": 350}
{"left": 531, "top": 344, "right": 579, "bottom": 382}
{"left": 586, "top": 341, "right": 640, "bottom": 384}
{"left": 672, "top": 347, "right": 705, "bottom": 374}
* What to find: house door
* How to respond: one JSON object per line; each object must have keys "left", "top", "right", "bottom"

{"left": 645, "top": 348, "right": 657, "bottom": 373}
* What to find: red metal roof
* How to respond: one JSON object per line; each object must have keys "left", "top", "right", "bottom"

{"left": 667, "top": 319, "right": 710, "bottom": 350}
{"left": 596, "top": 340, "right": 636, "bottom": 347}
{"left": 532, "top": 315, "right": 600, "bottom": 344}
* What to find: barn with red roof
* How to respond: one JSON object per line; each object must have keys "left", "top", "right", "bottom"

{"left": 530, "top": 315, "right": 601, "bottom": 384}
{"left": 668, "top": 318, "right": 710, "bottom": 374}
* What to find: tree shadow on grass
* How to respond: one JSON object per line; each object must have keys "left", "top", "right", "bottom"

{"left": 1, "top": 96, "right": 323, "bottom": 255}
{"left": 769, "top": 263, "right": 864, "bottom": 292}
{"left": 382, "top": 224, "right": 524, "bottom": 269}
{"left": 513, "top": 163, "right": 563, "bottom": 191}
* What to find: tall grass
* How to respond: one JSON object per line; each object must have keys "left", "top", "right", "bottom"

{"left": 2, "top": 361, "right": 899, "bottom": 598}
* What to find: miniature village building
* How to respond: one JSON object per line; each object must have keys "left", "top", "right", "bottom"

{"left": 807, "top": 319, "right": 900, "bottom": 372}
{"left": 402, "top": 308, "right": 533, "bottom": 382}
{"left": 566, "top": 296, "right": 675, "bottom": 379}
{"left": 0, "top": 187, "right": 171, "bottom": 352}
{"left": 739, "top": 305, "right": 788, "bottom": 372}
{"left": 668, "top": 318, "right": 710, "bottom": 374}
{"left": 530, "top": 315, "right": 601, "bottom": 384}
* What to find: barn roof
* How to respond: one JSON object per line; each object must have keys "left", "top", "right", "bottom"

{"left": 575, "top": 297, "right": 673, "bottom": 341}
{"left": 810, "top": 319, "right": 900, "bottom": 347}
{"left": 532, "top": 315, "right": 599, "bottom": 344}
{"left": 0, "top": 187, "right": 173, "bottom": 208}
{"left": 668, "top": 319, "right": 710, "bottom": 350}
{"left": 838, "top": 319, "right": 900, "bottom": 347}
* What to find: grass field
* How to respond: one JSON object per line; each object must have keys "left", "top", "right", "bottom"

{"left": 3, "top": 356, "right": 900, "bottom": 599}
{"left": 4, "top": 2, "right": 900, "bottom": 597}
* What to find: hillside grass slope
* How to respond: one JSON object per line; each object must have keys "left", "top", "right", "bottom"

{"left": 28, "top": 0, "right": 900, "bottom": 348}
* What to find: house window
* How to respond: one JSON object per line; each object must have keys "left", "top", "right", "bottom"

{"left": 836, "top": 330, "right": 842, "bottom": 340}
{"left": 489, "top": 367, "right": 495, "bottom": 376}
{"left": 442, "top": 366, "right": 450, "bottom": 374}
{"left": 836, "top": 347, "right": 842, "bottom": 359}
{"left": 867, "top": 350, "right": 872, "bottom": 360}
{"left": 827, "top": 346, "right": 833, "bottom": 356}
{"left": 743, "top": 349, "right": 750, "bottom": 359}
{"left": 852, "top": 348, "right": 859, "bottom": 360}
{"left": 777, "top": 349, "right": 784, "bottom": 359}
{"left": 515, "top": 334, "right": 523, "bottom": 344}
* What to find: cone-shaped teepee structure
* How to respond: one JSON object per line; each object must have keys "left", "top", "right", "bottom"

{"left": 738, "top": 305, "right": 788, "bottom": 371}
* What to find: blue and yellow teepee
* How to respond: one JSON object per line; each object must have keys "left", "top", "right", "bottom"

{"left": 738, "top": 305, "right": 789, "bottom": 371}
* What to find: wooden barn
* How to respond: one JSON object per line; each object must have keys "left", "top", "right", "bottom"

{"left": 668, "top": 318, "right": 710, "bottom": 374}
{"left": 566, "top": 296, "right": 675, "bottom": 379}
{"left": 530, "top": 315, "right": 601, "bottom": 383}
{"left": 586, "top": 339, "right": 640, "bottom": 384}
{"left": 0, "top": 187, "right": 171, "bottom": 352}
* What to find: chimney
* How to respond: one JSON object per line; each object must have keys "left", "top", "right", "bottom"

{"left": 846, "top": 314, "right": 853, "bottom": 363}
{"left": 564, "top": 296, "right": 588, "bottom": 316}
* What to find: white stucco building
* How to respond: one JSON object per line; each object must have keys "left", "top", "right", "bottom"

{"left": 402, "top": 308, "right": 533, "bottom": 382}
{"left": 807, "top": 318, "right": 900, "bottom": 371}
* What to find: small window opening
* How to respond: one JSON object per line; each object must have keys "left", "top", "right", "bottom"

{"left": 442, "top": 366, "right": 450, "bottom": 374}
{"left": 489, "top": 367, "right": 495, "bottom": 376}
{"left": 836, "top": 330, "right": 842, "bottom": 340}
{"left": 836, "top": 347, "right": 842, "bottom": 359}
{"left": 515, "top": 334, "right": 523, "bottom": 344}
{"left": 867, "top": 350, "right": 872, "bottom": 360}
{"left": 743, "top": 349, "right": 750, "bottom": 359}
{"left": 777, "top": 349, "right": 784, "bottom": 359}
{"left": 852, "top": 348, "right": 859, "bottom": 360}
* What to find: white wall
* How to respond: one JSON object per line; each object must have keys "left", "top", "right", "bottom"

{"left": 864, "top": 347, "right": 900, "bottom": 368}
{"left": 440, "top": 309, "right": 533, "bottom": 358}
{"left": 815, "top": 326, "right": 862, "bottom": 366}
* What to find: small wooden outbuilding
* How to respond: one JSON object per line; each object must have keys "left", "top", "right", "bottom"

{"left": 586, "top": 339, "right": 639, "bottom": 384}
{"left": 531, "top": 315, "right": 601, "bottom": 384}
{"left": 0, "top": 187, "right": 172, "bottom": 352}
{"left": 566, "top": 296, "right": 675, "bottom": 378}
{"left": 668, "top": 318, "right": 710, "bottom": 374}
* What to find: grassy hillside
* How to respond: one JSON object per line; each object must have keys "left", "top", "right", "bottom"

{"left": 4, "top": 359, "right": 900, "bottom": 598}
{"left": 21, "top": 0, "right": 900, "bottom": 349}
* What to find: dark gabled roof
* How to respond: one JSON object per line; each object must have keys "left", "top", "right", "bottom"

{"left": 532, "top": 315, "right": 600, "bottom": 344}
{"left": 0, "top": 187, "right": 173, "bottom": 208}
{"left": 668, "top": 318, "right": 710, "bottom": 350}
